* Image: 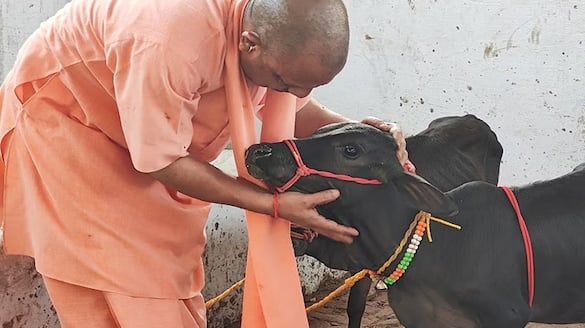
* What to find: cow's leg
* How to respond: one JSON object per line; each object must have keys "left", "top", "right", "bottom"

{"left": 346, "top": 276, "right": 371, "bottom": 328}
{"left": 388, "top": 283, "right": 480, "bottom": 328}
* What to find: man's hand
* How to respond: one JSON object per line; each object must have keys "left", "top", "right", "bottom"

{"left": 360, "top": 116, "right": 414, "bottom": 171}
{"left": 276, "top": 189, "right": 359, "bottom": 244}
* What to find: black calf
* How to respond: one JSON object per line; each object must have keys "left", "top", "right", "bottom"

{"left": 246, "top": 115, "right": 503, "bottom": 327}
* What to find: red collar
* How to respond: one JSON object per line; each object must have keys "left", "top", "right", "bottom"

{"left": 499, "top": 186, "right": 535, "bottom": 307}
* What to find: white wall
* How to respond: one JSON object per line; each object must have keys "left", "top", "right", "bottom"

{"left": 316, "top": 0, "right": 584, "bottom": 185}
{"left": 1, "top": 0, "right": 584, "bottom": 327}
{"left": 0, "top": 0, "right": 72, "bottom": 79}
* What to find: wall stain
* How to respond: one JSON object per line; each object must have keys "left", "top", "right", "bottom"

{"left": 530, "top": 26, "right": 541, "bottom": 45}
{"left": 484, "top": 43, "right": 498, "bottom": 58}
{"left": 407, "top": 0, "right": 415, "bottom": 10}
{"left": 578, "top": 108, "right": 585, "bottom": 143}
{"left": 483, "top": 42, "right": 519, "bottom": 58}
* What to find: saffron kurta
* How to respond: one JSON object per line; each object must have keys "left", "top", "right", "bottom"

{"left": 0, "top": 0, "right": 308, "bottom": 315}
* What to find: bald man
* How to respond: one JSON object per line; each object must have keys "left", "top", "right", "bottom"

{"left": 0, "top": 0, "right": 409, "bottom": 326}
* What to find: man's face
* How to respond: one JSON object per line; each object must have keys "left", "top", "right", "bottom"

{"left": 240, "top": 48, "right": 339, "bottom": 98}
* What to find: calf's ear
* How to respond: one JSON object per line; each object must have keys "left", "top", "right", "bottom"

{"left": 392, "top": 173, "right": 459, "bottom": 217}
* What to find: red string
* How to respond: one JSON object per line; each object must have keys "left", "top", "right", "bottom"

{"left": 273, "top": 192, "right": 279, "bottom": 219}
{"left": 500, "top": 186, "right": 534, "bottom": 307}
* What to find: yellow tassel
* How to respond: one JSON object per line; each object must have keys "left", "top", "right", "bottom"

{"left": 425, "top": 212, "right": 462, "bottom": 243}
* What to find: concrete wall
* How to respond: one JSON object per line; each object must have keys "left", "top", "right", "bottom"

{"left": 1, "top": 0, "right": 584, "bottom": 327}
{"left": 327, "top": 0, "right": 584, "bottom": 186}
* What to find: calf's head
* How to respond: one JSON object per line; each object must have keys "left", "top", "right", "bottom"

{"left": 245, "top": 122, "right": 458, "bottom": 229}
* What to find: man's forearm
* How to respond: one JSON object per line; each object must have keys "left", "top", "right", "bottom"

{"left": 148, "top": 155, "right": 273, "bottom": 215}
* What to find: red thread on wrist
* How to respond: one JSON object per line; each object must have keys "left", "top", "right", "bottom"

{"left": 273, "top": 192, "right": 279, "bottom": 219}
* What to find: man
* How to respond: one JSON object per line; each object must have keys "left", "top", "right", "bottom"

{"left": 0, "top": 0, "right": 409, "bottom": 326}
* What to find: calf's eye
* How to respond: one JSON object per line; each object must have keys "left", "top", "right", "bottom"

{"left": 343, "top": 144, "right": 360, "bottom": 158}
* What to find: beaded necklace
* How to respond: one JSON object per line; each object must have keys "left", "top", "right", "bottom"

{"left": 369, "top": 211, "right": 462, "bottom": 287}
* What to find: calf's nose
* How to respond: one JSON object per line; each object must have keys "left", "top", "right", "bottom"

{"left": 246, "top": 144, "right": 273, "bottom": 161}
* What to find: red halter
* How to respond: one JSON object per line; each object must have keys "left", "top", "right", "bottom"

{"left": 274, "top": 139, "right": 384, "bottom": 193}
{"left": 274, "top": 138, "right": 416, "bottom": 243}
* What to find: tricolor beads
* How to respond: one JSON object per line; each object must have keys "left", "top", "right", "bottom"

{"left": 375, "top": 219, "right": 427, "bottom": 286}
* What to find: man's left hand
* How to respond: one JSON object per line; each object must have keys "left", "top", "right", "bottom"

{"left": 360, "top": 116, "right": 415, "bottom": 172}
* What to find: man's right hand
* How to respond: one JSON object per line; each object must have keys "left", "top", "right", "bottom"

{"left": 276, "top": 189, "right": 359, "bottom": 244}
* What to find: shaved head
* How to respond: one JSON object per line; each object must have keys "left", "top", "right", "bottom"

{"left": 242, "top": 0, "right": 350, "bottom": 72}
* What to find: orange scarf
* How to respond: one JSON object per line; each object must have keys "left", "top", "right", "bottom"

{"left": 224, "top": 0, "right": 309, "bottom": 327}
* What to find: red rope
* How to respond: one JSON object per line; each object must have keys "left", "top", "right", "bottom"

{"left": 402, "top": 160, "right": 416, "bottom": 174}
{"left": 500, "top": 186, "right": 535, "bottom": 307}
{"left": 275, "top": 139, "right": 383, "bottom": 193}
{"left": 290, "top": 224, "right": 318, "bottom": 242}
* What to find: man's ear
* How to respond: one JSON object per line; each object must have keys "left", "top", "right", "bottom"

{"left": 239, "top": 31, "right": 262, "bottom": 55}
{"left": 393, "top": 173, "right": 459, "bottom": 217}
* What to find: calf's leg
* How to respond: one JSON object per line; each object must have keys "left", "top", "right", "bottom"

{"left": 347, "top": 275, "right": 371, "bottom": 328}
